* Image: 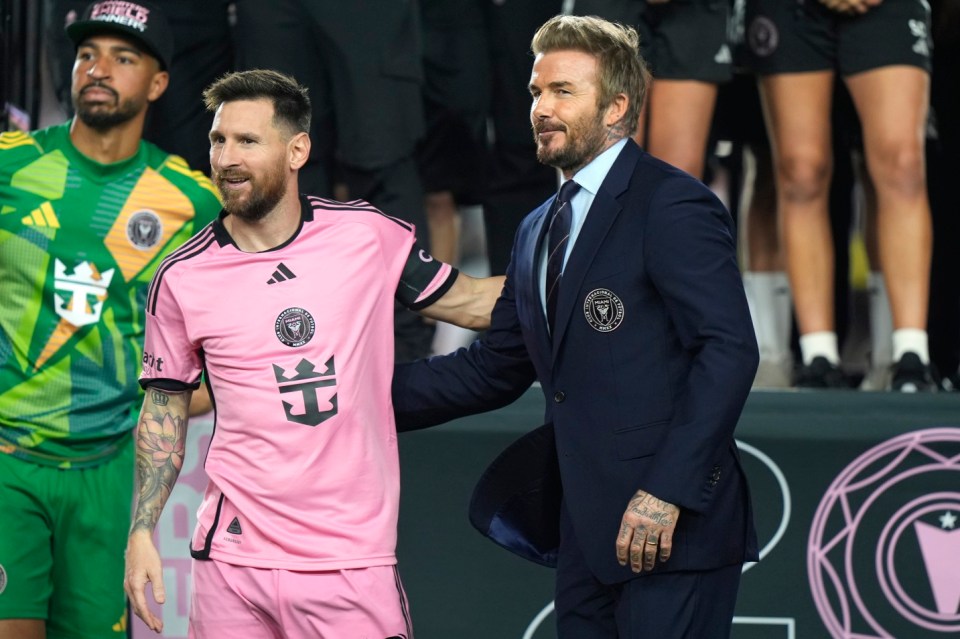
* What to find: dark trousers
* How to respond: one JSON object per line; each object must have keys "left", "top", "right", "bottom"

{"left": 556, "top": 503, "right": 742, "bottom": 638}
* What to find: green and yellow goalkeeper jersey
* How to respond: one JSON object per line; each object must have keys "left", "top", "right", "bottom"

{"left": 0, "top": 121, "right": 221, "bottom": 468}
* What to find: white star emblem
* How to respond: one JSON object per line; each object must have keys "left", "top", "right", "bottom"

{"left": 940, "top": 511, "right": 957, "bottom": 529}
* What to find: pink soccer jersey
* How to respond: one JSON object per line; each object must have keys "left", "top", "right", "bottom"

{"left": 140, "top": 195, "right": 455, "bottom": 570}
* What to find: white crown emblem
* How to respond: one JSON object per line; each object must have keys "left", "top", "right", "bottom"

{"left": 53, "top": 259, "right": 115, "bottom": 327}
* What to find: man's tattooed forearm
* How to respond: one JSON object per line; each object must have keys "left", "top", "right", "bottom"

{"left": 131, "top": 406, "right": 187, "bottom": 533}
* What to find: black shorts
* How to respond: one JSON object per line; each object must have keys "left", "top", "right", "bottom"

{"left": 574, "top": 0, "right": 733, "bottom": 83}
{"left": 712, "top": 73, "right": 769, "bottom": 147}
{"left": 745, "top": 0, "right": 933, "bottom": 76}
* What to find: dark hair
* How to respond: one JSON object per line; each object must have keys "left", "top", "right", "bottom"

{"left": 532, "top": 15, "right": 650, "bottom": 137}
{"left": 203, "top": 69, "right": 311, "bottom": 136}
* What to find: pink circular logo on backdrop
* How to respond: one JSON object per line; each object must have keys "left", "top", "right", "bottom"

{"left": 808, "top": 428, "right": 960, "bottom": 637}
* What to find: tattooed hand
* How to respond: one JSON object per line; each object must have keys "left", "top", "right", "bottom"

{"left": 616, "top": 489, "right": 680, "bottom": 573}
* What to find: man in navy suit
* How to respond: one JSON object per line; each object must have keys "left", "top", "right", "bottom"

{"left": 393, "top": 14, "right": 759, "bottom": 638}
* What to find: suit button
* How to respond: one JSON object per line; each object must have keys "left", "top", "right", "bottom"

{"left": 554, "top": 391, "right": 566, "bottom": 403}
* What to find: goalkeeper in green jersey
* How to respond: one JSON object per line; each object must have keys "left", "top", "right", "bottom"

{"left": 0, "top": 2, "right": 220, "bottom": 637}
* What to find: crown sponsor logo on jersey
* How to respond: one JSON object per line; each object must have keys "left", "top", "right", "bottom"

{"left": 226, "top": 517, "right": 243, "bottom": 535}
{"left": 583, "top": 288, "right": 624, "bottom": 332}
{"left": 275, "top": 307, "right": 315, "bottom": 347}
{"left": 54, "top": 259, "right": 115, "bottom": 327}
{"left": 267, "top": 262, "right": 297, "bottom": 285}
{"left": 273, "top": 357, "right": 338, "bottom": 426}
{"left": 126, "top": 209, "right": 163, "bottom": 249}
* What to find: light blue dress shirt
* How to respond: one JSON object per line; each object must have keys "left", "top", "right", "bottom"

{"left": 539, "top": 137, "right": 629, "bottom": 318}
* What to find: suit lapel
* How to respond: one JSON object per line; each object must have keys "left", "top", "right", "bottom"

{"left": 519, "top": 199, "right": 555, "bottom": 364}
{"left": 529, "top": 201, "right": 551, "bottom": 316}
{"left": 552, "top": 141, "right": 641, "bottom": 355}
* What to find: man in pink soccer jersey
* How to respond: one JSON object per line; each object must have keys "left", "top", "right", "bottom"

{"left": 123, "top": 69, "right": 503, "bottom": 637}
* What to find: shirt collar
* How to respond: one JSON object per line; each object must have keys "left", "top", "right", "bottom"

{"left": 569, "top": 137, "right": 628, "bottom": 195}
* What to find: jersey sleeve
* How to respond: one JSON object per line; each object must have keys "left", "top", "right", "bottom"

{"left": 139, "top": 268, "right": 203, "bottom": 391}
{"left": 395, "top": 242, "right": 459, "bottom": 310}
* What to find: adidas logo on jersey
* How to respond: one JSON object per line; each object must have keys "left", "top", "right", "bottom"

{"left": 226, "top": 517, "right": 243, "bottom": 535}
{"left": 112, "top": 609, "right": 128, "bottom": 632}
{"left": 714, "top": 44, "right": 732, "bottom": 64}
{"left": 22, "top": 202, "right": 61, "bottom": 229}
{"left": 267, "top": 262, "right": 297, "bottom": 284}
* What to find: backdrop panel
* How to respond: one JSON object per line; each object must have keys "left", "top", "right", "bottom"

{"left": 134, "top": 390, "right": 960, "bottom": 638}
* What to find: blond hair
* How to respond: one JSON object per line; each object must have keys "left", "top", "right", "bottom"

{"left": 532, "top": 15, "right": 650, "bottom": 136}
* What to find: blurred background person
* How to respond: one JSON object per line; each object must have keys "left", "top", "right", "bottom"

{"left": 746, "top": 0, "right": 936, "bottom": 391}
{"left": 481, "top": 0, "right": 565, "bottom": 277}
{"left": 571, "top": 0, "right": 733, "bottom": 180}
{"left": 232, "top": 0, "right": 435, "bottom": 361}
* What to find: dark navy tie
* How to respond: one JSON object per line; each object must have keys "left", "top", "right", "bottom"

{"left": 545, "top": 179, "right": 580, "bottom": 333}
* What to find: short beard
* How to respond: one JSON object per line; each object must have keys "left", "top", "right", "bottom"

{"left": 218, "top": 164, "right": 288, "bottom": 222}
{"left": 73, "top": 85, "right": 141, "bottom": 131}
{"left": 76, "top": 106, "right": 139, "bottom": 131}
{"left": 535, "top": 109, "right": 609, "bottom": 174}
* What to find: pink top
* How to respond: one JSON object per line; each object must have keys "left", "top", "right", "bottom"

{"left": 140, "top": 195, "right": 455, "bottom": 570}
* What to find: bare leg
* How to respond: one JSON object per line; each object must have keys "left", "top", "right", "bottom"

{"left": 856, "top": 164, "right": 896, "bottom": 389}
{"left": 744, "top": 143, "right": 781, "bottom": 272}
{"left": 645, "top": 79, "right": 718, "bottom": 179}
{"left": 742, "top": 143, "right": 793, "bottom": 387}
{"left": 759, "top": 71, "right": 836, "bottom": 338}
{"left": 0, "top": 620, "right": 45, "bottom": 639}
{"left": 859, "top": 159, "right": 880, "bottom": 268}
{"left": 845, "top": 66, "right": 932, "bottom": 333}
{"left": 424, "top": 190, "right": 461, "bottom": 266}
{"left": 846, "top": 65, "right": 933, "bottom": 389}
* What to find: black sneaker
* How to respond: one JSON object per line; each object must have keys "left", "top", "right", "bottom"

{"left": 795, "top": 356, "right": 848, "bottom": 389}
{"left": 890, "top": 352, "right": 937, "bottom": 393}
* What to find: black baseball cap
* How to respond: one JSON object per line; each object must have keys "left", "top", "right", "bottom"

{"left": 65, "top": 1, "right": 173, "bottom": 71}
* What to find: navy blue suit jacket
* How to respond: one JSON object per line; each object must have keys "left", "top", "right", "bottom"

{"left": 394, "top": 140, "right": 760, "bottom": 584}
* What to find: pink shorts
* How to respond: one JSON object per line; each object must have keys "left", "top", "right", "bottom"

{"left": 189, "top": 559, "right": 413, "bottom": 639}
